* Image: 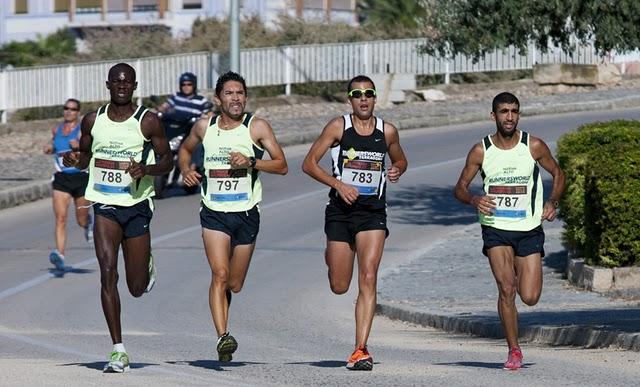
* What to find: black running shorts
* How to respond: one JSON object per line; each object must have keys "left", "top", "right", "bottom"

{"left": 199, "top": 203, "right": 260, "bottom": 246}
{"left": 481, "top": 225, "right": 545, "bottom": 257}
{"left": 324, "top": 200, "right": 388, "bottom": 244}
{"left": 94, "top": 199, "right": 154, "bottom": 238}
{"left": 52, "top": 172, "right": 88, "bottom": 198}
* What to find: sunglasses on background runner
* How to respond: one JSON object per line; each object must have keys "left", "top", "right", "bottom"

{"left": 181, "top": 82, "right": 194, "bottom": 87}
{"left": 348, "top": 88, "right": 377, "bottom": 98}
{"left": 63, "top": 106, "right": 79, "bottom": 111}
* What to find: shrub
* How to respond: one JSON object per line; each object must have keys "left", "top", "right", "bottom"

{"left": 0, "top": 28, "right": 76, "bottom": 67}
{"left": 584, "top": 145, "right": 640, "bottom": 266}
{"left": 556, "top": 120, "right": 640, "bottom": 266}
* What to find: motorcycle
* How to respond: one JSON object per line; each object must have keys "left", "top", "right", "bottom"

{"left": 151, "top": 98, "right": 213, "bottom": 198}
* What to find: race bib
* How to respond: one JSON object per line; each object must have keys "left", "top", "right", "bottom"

{"left": 488, "top": 185, "right": 528, "bottom": 218}
{"left": 93, "top": 158, "right": 132, "bottom": 194}
{"left": 342, "top": 160, "right": 382, "bottom": 195}
{"left": 208, "top": 168, "right": 250, "bottom": 202}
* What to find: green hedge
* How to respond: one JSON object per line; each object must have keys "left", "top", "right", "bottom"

{"left": 556, "top": 120, "right": 640, "bottom": 267}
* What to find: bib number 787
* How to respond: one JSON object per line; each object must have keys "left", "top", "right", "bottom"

{"left": 496, "top": 196, "right": 519, "bottom": 207}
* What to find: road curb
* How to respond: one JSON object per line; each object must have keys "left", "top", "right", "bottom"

{"left": 0, "top": 180, "right": 51, "bottom": 210}
{"left": 376, "top": 302, "right": 640, "bottom": 351}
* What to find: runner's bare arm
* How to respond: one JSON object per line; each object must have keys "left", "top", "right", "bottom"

{"left": 383, "top": 123, "right": 407, "bottom": 182}
{"left": 454, "top": 143, "right": 495, "bottom": 215}
{"left": 43, "top": 126, "right": 56, "bottom": 154}
{"left": 235, "top": 117, "right": 287, "bottom": 175}
{"left": 178, "top": 117, "right": 207, "bottom": 186}
{"left": 63, "top": 112, "right": 95, "bottom": 169}
{"left": 530, "top": 136, "right": 565, "bottom": 221}
{"left": 302, "top": 117, "right": 359, "bottom": 205}
{"left": 132, "top": 111, "right": 172, "bottom": 178}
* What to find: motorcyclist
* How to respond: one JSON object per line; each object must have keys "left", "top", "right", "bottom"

{"left": 155, "top": 72, "right": 212, "bottom": 197}
{"left": 158, "top": 72, "right": 212, "bottom": 122}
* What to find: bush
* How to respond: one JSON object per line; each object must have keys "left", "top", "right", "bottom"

{"left": 0, "top": 28, "right": 76, "bottom": 67}
{"left": 556, "top": 120, "right": 640, "bottom": 266}
{"left": 584, "top": 145, "right": 640, "bottom": 267}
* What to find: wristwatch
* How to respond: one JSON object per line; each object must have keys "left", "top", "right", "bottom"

{"left": 249, "top": 156, "right": 257, "bottom": 168}
{"left": 548, "top": 200, "right": 559, "bottom": 208}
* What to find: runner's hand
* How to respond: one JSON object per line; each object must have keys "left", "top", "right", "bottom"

{"left": 183, "top": 163, "right": 202, "bottom": 187}
{"left": 541, "top": 201, "right": 558, "bottom": 221}
{"left": 335, "top": 181, "right": 359, "bottom": 205}
{"left": 387, "top": 166, "right": 401, "bottom": 182}
{"left": 229, "top": 151, "right": 250, "bottom": 168}
{"left": 126, "top": 156, "right": 147, "bottom": 179}
{"left": 471, "top": 195, "right": 496, "bottom": 216}
{"left": 43, "top": 143, "right": 53, "bottom": 154}
{"left": 62, "top": 151, "right": 80, "bottom": 167}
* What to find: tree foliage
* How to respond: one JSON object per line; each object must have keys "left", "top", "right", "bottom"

{"left": 357, "top": 0, "right": 429, "bottom": 37}
{"left": 421, "top": 0, "right": 640, "bottom": 58}
{"left": 0, "top": 28, "right": 76, "bottom": 67}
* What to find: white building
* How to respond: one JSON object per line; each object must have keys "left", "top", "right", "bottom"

{"left": 0, "top": 0, "right": 357, "bottom": 44}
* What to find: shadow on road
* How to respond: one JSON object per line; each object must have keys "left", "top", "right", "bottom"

{"left": 167, "top": 359, "right": 266, "bottom": 371}
{"left": 388, "top": 180, "right": 555, "bottom": 227}
{"left": 285, "top": 360, "right": 345, "bottom": 368}
{"left": 543, "top": 250, "right": 567, "bottom": 273}
{"left": 432, "top": 361, "right": 533, "bottom": 369}
{"left": 60, "top": 361, "right": 156, "bottom": 370}
{"left": 387, "top": 184, "right": 477, "bottom": 226}
{"left": 49, "top": 266, "right": 94, "bottom": 278}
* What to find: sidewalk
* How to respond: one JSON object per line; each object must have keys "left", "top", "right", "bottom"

{"left": 377, "top": 221, "right": 640, "bottom": 351}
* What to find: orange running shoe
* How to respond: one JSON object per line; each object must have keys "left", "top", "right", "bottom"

{"left": 346, "top": 346, "right": 373, "bottom": 371}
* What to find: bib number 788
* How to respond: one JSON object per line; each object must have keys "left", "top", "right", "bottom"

{"left": 101, "top": 170, "right": 123, "bottom": 183}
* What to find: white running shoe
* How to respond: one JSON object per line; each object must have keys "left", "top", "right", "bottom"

{"left": 103, "top": 351, "right": 129, "bottom": 373}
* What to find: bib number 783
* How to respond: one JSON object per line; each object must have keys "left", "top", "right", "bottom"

{"left": 351, "top": 171, "right": 374, "bottom": 184}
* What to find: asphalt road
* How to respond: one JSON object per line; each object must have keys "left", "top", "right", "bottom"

{"left": 1, "top": 108, "right": 640, "bottom": 386}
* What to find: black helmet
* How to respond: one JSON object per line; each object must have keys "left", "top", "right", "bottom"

{"left": 179, "top": 72, "right": 197, "bottom": 92}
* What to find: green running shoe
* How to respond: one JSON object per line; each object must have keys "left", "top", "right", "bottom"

{"left": 145, "top": 254, "right": 156, "bottom": 293}
{"left": 103, "top": 351, "right": 130, "bottom": 373}
{"left": 216, "top": 333, "right": 238, "bottom": 362}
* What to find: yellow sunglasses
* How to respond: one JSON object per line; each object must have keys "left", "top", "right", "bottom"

{"left": 347, "top": 88, "right": 377, "bottom": 98}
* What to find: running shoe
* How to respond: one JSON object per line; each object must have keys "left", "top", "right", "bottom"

{"left": 49, "top": 250, "right": 65, "bottom": 270}
{"left": 103, "top": 351, "right": 130, "bottom": 373}
{"left": 216, "top": 332, "right": 238, "bottom": 362}
{"left": 503, "top": 346, "right": 523, "bottom": 370}
{"left": 84, "top": 213, "right": 94, "bottom": 243}
{"left": 144, "top": 254, "right": 156, "bottom": 293}
{"left": 346, "top": 346, "right": 373, "bottom": 371}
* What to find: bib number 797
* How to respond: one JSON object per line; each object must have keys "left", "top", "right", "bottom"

{"left": 217, "top": 180, "right": 239, "bottom": 191}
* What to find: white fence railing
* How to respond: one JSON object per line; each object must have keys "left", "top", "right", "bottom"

{"left": 1, "top": 37, "right": 632, "bottom": 121}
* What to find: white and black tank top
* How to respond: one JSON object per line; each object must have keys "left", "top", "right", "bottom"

{"left": 329, "top": 114, "right": 387, "bottom": 209}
